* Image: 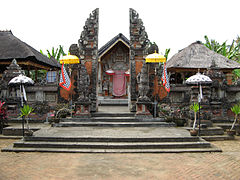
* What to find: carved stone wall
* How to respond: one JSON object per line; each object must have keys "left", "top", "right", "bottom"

{"left": 73, "top": 8, "right": 99, "bottom": 112}
{"left": 129, "top": 8, "right": 150, "bottom": 112}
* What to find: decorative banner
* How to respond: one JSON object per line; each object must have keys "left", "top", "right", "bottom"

{"left": 161, "top": 63, "right": 170, "bottom": 92}
{"left": 59, "top": 63, "right": 71, "bottom": 91}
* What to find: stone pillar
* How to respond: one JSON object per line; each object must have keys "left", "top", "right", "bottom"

{"left": 76, "top": 8, "right": 99, "bottom": 112}
{"left": 129, "top": 8, "right": 150, "bottom": 112}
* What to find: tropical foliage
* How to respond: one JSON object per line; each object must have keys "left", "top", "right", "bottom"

{"left": 190, "top": 102, "right": 202, "bottom": 130}
{"left": 40, "top": 45, "right": 66, "bottom": 61}
{"left": 164, "top": 48, "right": 171, "bottom": 60}
{"left": 204, "top": 35, "right": 240, "bottom": 61}
{"left": 19, "top": 105, "right": 34, "bottom": 130}
{"left": 203, "top": 35, "right": 240, "bottom": 80}
{"left": 0, "top": 101, "right": 7, "bottom": 133}
{"left": 230, "top": 103, "right": 240, "bottom": 131}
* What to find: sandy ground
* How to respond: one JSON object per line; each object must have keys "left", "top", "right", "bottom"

{"left": 0, "top": 137, "right": 240, "bottom": 180}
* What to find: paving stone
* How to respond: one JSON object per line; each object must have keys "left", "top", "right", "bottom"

{"left": 0, "top": 137, "right": 240, "bottom": 179}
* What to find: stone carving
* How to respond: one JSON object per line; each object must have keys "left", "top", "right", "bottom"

{"left": 78, "top": 8, "right": 99, "bottom": 59}
{"left": 2, "top": 59, "right": 23, "bottom": 83}
{"left": 69, "top": 44, "right": 80, "bottom": 58}
{"left": 137, "top": 62, "right": 150, "bottom": 101}
{"left": 70, "top": 9, "right": 99, "bottom": 112}
{"left": 130, "top": 8, "right": 150, "bottom": 109}
{"left": 77, "top": 64, "right": 90, "bottom": 102}
{"left": 129, "top": 8, "right": 149, "bottom": 51}
{"left": 0, "top": 59, "right": 23, "bottom": 101}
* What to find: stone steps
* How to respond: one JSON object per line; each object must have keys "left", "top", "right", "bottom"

{"left": 62, "top": 117, "right": 138, "bottom": 122}
{"left": 98, "top": 99, "right": 128, "bottom": 106}
{"left": 1, "top": 146, "right": 221, "bottom": 153}
{"left": 201, "top": 135, "right": 234, "bottom": 141}
{"left": 186, "top": 127, "right": 224, "bottom": 136}
{"left": 55, "top": 121, "right": 175, "bottom": 127}
{"left": 12, "top": 141, "right": 211, "bottom": 149}
{"left": 7, "top": 118, "right": 44, "bottom": 123}
{"left": 213, "top": 123, "right": 240, "bottom": 131}
{"left": 59, "top": 106, "right": 168, "bottom": 127}
{"left": 2, "top": 127, "right": 40, "bottom": 136}
{"left": 92, "top": 112, "right": 135, "bottom": 117}
{"left": 2, "top": 136, "right": 221, "bottom": 153}
{"left": 22, "top": 136, "right": 202, "bottom": 142}
{"left": 211, "top": 119, "right": 234, "bottom": 123}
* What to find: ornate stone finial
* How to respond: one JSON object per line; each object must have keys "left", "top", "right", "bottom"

{"left": 69, "top": 44, "right": 80, "bottom": 58}
{"left": 78, "top": 8, "right": 99, "bottom": 60}
{"left": 129, "top": 8, "right": 149, "bottom": 51}
{"left": 147, "top": 42, "right": 159, "bottom": 54}
{"left": 7, "top": 59, "right": 21, "bottom": 70}
{"left": 12, "top": 59, "right": 17, "bottom": 65}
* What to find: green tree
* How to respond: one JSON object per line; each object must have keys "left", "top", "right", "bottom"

{"left": 204, "top": 35, "right": 240, "bottom": 80}
{"left": 204, "top": 35, "right": 240, "bottom": 61}
{"left": 190, "top": 102, "right": 202, "bottom": 130}
{"left": 40, "top": 45, "right": 66, "bottom": 61}
{"left": 164, "top": 48, "right": 171, "bottom": 60}
{"left": 230, "top": 103, "right": 240, "bottom": 131}
{"left": 19, "top": 105, "right": 34, "bottom": 131}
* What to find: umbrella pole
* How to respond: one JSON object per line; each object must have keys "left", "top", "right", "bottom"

{"left": 198, "top": 83, "right": 201, "bottom": 137}
{"left": 20, "top": 83, "right": 24, "bottom": 137}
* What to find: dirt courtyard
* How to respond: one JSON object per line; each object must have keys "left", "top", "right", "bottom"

{"left": 0, "top": 137, "right": 240, "bottom": 180}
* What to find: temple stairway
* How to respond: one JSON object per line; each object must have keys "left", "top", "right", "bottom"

{"left": 1, "top": 101, "right": 221, "bottom": 153}
{"left": 55, "top": 106, "right": 172, "bottom": 128}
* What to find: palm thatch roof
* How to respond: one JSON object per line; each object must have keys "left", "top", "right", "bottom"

{"left": 0, "top": 30, "right": 61, "bottom": 70}
{"left": 166, "top": 41, "right": 240, "bottom": 72}
{"left": 98, "top": 33, "right": 130, "bottom": 58}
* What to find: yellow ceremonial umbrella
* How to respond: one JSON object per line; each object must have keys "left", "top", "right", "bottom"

{"left": 145, "top": 51, "right": 166, "bottom": 63}
{"left": 60, "top": 53, "right": 79, "bottom": 64}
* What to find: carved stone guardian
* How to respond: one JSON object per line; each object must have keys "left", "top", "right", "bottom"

{"left": 137, "top": 61, "right": 150, "bottom": 102}
{"left": 74, "top": 63, "right": 91, "bottom": 118}
{"left": 77, "top": 64, "right": 90, "bottom": 102}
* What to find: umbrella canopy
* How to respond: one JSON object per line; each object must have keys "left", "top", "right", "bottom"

{"left": 106, "top": 69, "right": 115, "bottom": 75}
{"left": 8, "top": 74, "right": 34, "bottom": 85}
{"left": 145, "top": 52, "right": 166, "bottom": 63}
{"left": 124, "top": 69, "right": 130, "bottom": 76}
{"left": 60, "top": 53, "right": 79, "bottom": 64}
{"left": 186, "top": 72, "right": 212, "bottom": 85}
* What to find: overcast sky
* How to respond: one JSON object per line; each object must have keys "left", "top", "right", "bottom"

{"left": 1, "top": 0, "right": 239, "bottom": 59}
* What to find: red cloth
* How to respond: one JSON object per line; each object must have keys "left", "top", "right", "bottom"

{"left": 113, "top": 70, "right": 126, "bottom": 96}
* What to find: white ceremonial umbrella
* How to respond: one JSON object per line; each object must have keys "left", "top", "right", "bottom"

{"left": 9, "top": 74, "right": 34, "bottom": 85}
{"left": 186, "top": 72, "right": 212, "bottom": 136}
{"left": 8, "top": 74, "right": 34, "bottom": 137}
{"left": 8, "top": 74, "right": 34, "bottom": 105}
{"left": 186, "top": 72, "right": 212, "bottom": 85}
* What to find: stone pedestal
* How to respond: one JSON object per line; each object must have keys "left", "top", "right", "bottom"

{"left": 135, "top": 101, "right": 153, "bottom": 119}
{"left": 74, "top": 101, "right": 91, "bottom": 118}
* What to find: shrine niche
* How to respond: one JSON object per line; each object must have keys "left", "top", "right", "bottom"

{"left": 98, "top": 33, "right": 130, "bottom": 98}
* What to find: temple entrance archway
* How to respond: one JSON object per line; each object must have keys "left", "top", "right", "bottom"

{"left": 97, "top": 33, "right": 130, "bottom": 100}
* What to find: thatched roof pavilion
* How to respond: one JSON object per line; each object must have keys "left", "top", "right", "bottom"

{"left": 166, "top": 41, "right": 240, "bottom": 73}
{"left": 0, "top": 30, "right": 61, "bottom": 73}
